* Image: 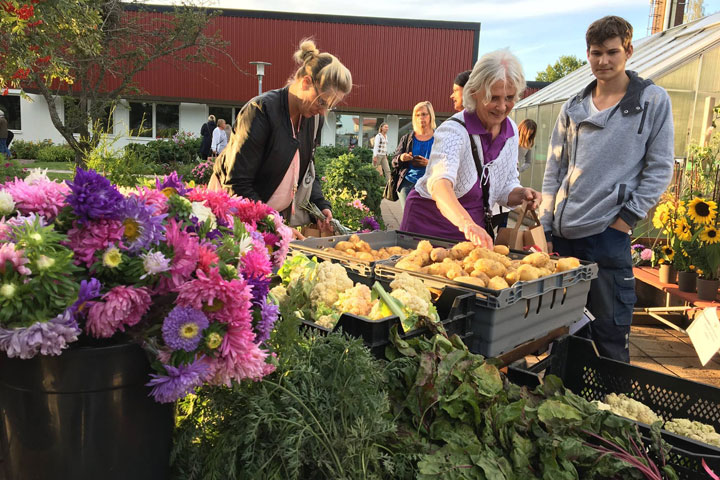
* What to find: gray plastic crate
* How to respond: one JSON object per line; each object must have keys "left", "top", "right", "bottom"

{"left": 289, "top": 230, "right": 456, "bottom": 278}
{"left": 373, "top": 254, "right": 598, "bottom": 357}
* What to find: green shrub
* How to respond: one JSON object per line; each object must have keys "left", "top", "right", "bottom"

{"left": 189, "top": 158, "right": 214, "bottom": 185}
{"left": 85, "top": 135, "right": 157, "bottom": 187}
{"left": 322, "top": 153, "right": 385, "bottom": 218}
{"left": 36, "top": 144, "right": 75, "bottom": 163}
{"left": 10, "top": 139, "right": 53, "bottom": 160}
{"left": 125, "top": 131, "right": 201, "bottom": 165}
{"left": 1, "top": 158, "right": 28, "bottom": 182}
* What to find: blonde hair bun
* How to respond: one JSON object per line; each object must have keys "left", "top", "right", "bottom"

{"left": 294, "top": 39, "right": 319, "bottom": 65}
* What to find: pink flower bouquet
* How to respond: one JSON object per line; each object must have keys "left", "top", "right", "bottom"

{"left": 0, "top": 168, "right": 292, "bottom": 403}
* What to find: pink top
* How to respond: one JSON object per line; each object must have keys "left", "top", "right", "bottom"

{"left": 267, "top": 119, "right": 300, "bottom": 212}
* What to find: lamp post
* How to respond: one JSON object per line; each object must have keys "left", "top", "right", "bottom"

{"left": 249, "top": 61, "right": 271, "bottom": 96}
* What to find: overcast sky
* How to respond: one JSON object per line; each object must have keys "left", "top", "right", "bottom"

{"left": 156, "top": 0, "right": 720, "bottom": 81}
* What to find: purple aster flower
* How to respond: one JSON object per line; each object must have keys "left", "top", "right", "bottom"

{"left": 361, "top": 216, "right": 380, "bottom": 231}
{"left": 255, "top": 297, "right": 279, "bottom": 344}
{"left": 161, "top": 306, "right": 209, "bottom": 352}
{"left": 120, "top": 197, "right": 167, "bottom": 252}
{"left": 631, "top": 244, "right": 645, "bottom": 250}
{"left": 0, "top": 309, "right": 80, "bottom": 359}
{"left": 70, "top": 278, "right": 102, "bottom": 318}
{"left": 156, "top": 172, "right": 188, "bottom": 196}
{"left": 65, "top": 168, "right": 124, "bottom": 223}
{"left": 247, "top": 276, "right": 270, "bottom": 305}
{"left": 146, "top": 357, "right": 208, "bottom": 403}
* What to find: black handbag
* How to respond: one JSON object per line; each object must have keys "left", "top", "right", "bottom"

{"left": 383, "top": 167, "right": 400, "bottom": 201}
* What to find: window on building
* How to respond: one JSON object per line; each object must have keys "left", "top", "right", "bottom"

{"left": 209, "top": 106, "right": 233, "bottom": 127}
{"left": 335, "top": 114, "right": 359, "bottom": 148}
{"left": 129, "top": 102, "right": 153, "bottom": 137}
{"left": 156, "top": 104, "right": 179, "bottom": 138}
{"left": 397, "top": 117, "right": 413, "bottom": 139}
{"left": 0, "top": 95, "right": 21, "bottom": 130}
{"left": 361, "top": 117, "right": 384, "bottom": 148}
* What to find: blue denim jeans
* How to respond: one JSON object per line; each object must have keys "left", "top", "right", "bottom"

{"left": 397, "top": 178, "right": 415, "bottom": 211}
{"left": 553, "top": 227, "right": 636, "bottom": 362}
{"left": 0, "top": 138, "right": 9, "bottom": 158}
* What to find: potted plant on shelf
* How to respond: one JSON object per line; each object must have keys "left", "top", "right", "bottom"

{"left": 0, "top": 169, "right": 291, "bottom": 480}
{"left": 651, "top": 195, "right": 682, "bottom": 284}
{"left": 683, "top": 197, "right": 720, "bottom": 301}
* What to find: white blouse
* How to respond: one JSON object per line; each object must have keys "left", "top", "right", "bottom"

{"left": 414, "top": 111, "right": 521, "bottom": 209}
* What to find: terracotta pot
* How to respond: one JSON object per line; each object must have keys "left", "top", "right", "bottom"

{"left": 658, "top": 264, "right": 677, "bottom": 284}
{"left": 696, "top": 278, "right": 719, "bottom": 301}
{"left": 677, "top": 271, "right": 697, "bottom": 293}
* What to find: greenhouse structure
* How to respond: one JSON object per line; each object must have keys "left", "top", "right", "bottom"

{"left": 512, "top": 13, "right": 720, "bottom": 191}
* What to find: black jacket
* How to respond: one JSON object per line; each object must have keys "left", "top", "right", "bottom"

{"left": 391, "top": 132, "right": 415, "bottom": 191}
{"left": 210, "top": 87, "right": 330, "bottom": 211}
{"left": 199, "top": 120, "right": 215, "bottom": 157}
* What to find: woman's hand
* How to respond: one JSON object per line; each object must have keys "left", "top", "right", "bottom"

{"left": 400, "top": 152, "right": 413, "bottom": 163}
{"left": 291, "top": 227, "right": 306, "bottom": 240}
{"left": 508, "top": 187, "right": 541, "bottom": 209}
{"left": 411, "top": 155, "right": 428, "bottom": 167}
{"left": 461, "top": 220, "right": 493, "bottom": 248}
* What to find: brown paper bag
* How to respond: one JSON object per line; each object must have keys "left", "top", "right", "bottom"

{"left": 495, "top": 204, "right": 548, "bottom": 252}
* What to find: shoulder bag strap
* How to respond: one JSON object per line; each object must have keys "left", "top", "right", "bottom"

{"left": 447, "top": 117, "right": 494, "bottom": 239}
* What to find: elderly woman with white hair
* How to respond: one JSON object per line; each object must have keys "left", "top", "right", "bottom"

{"left": 400, "top": 49, "right": 540, "bottom": 247}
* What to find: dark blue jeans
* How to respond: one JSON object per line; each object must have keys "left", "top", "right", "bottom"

{"left": 553, "top": 227, "right": 636, "bottom": 362}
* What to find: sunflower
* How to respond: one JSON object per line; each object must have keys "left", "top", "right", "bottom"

{"left": 662, "top": 245, "right": 675, "bottom": 261}
{"left": 700, "top": 225, "right": 720, "bottom": 244}
{"left": 652, "top": 203, "right": 671, "bottom": 229}
{"left": 687, "top": 197, "right": 718, "bottom": 225}
{"left": 674, "top": 218, "right": 692, "bottom": 242}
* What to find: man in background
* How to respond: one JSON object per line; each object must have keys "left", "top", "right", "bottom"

{"left": 0, "top": 111, "right": 10, "bottom": 159}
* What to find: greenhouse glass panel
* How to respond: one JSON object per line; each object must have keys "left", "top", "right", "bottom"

{"left": 655, "top": 58, "right": 698, "bottom": 92}
{"left": 665, "top": 91, "right": 694, "bottom": 156}
{"left": 698, "top": 46, "right": 720, "bottom": 93}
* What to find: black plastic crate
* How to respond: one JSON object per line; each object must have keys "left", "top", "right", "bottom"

{"left": 289, "top": 230, "right": 456, "bottom": 278}
{"left": 507, "top": 335, "right": 720, "bottom": 479}
{"left": 301, "top": 286, "right": 475, "bottom": 359}
{"left": 375, "top": 253, "right": 597, "bottom": 357}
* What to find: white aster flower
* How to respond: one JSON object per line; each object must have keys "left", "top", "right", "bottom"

{"left": 140, "top": 250, "right": 171, "bottom": 279}
{"left": 191, "top": 201, "right": 217, "bottom": 229}
{"left": 0, "top": 191, "right": 15, "bottom": 216}
{"left": 0, "top": 283, "right": 16, "bottom": 299}
{"left": 23, "top": 168, "right": 50, "bottom": 185}
{"left": 237, "top": 234, "right": 253, "bottom": 257}
{"left": 35, "top": 255, "right": 55, "bottom": 270}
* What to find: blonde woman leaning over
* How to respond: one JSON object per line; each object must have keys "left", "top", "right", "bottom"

{"left": 209, "top": 39, "right": 352, "bottom": 237}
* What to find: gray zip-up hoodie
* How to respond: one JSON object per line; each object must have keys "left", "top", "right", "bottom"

{"left": 539, "top": 71, "right": 674, "bottom": 240}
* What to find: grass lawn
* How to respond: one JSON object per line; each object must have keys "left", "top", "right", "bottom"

{"left": 24, "top": 161, "right": 74, "bottom": 171}
{"left": 47, "top": 172, "right": 74, "bottom": 182}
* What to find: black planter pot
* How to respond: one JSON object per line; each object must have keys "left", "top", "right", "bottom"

{"left": 677, "top": 270, "right": 697, "bottom": 293}
{"left": 697, "top": 278, "right": 719, "bottom": 302}
{"left": 0, "top": 341, "right": 174, "bottom": 480}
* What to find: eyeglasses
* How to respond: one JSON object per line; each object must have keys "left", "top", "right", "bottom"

{"left": 312, "top": 83, "right": 330, "bottom": 109}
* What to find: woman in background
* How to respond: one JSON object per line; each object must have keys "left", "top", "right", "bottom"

{"left": 372, "top": 122, "right": 390, "bottom": 178}
{"left": 517, "top": 119, "right": 537, "bottom": 173}
{"left": 391, "top": 101, "right": 435, "bottom": 210}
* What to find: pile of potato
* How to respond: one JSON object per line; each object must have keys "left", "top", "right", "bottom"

{"left": 394, "top": 240, "right": 580, "bottom": 290}
{"left": 325, "top": 234, "right": 412, "bottom": 262}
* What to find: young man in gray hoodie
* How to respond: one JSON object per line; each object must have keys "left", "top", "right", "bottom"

{"left": 539, "top": 16, "right": 674, "bottom": 362}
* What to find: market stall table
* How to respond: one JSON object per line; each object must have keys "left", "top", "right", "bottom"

{"left": 633, "top": 266, "right": 719, "bottom": 332}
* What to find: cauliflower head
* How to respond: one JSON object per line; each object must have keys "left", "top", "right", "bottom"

{"left": 664, "top": 418, "right": 720, "bottom": 447}
{"left": 334, "top": 284, "right": 373, "bottom": 317}
{"left": 390, "top": 272, "right": 431, "bottom": 303}
{"left": 269, "top": 285, "right": 288, "bottom": 306}
{"left": 391, "top": 289, "right": 430, "bottom": 317}
{"left": 310, "top": 262, "right": 354, "bottom": 308}
{"left": 604, "top": 393, "right": 663, "bottom": 425}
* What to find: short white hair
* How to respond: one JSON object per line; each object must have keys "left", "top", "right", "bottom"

{"left": 463, "top": 49, "right": 526, "bottom": 112}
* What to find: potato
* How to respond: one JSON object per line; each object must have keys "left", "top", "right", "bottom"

{"left": 445, "top": 264, "right": 464, "bottom": 280}
{"left": 522, "top": 252, "right": 552, "bottom": 269}
{"left": 355, "top": 240, "right": 372, "bottom": 253}
{"left": 334, "top": 241, "right": 353, "bottom": 251}
{"left": 470, "top": 270, "right": 490, "bottom": 285}
{"left": 430, "top": 247, "right": 450, "bottom": 262}
{"left": 555, "top": 257, "right": 581, "bottom": 273}
{"left": 395, "top": 259, "right": 422, "bottom": 272}
{"left": 416, "top": 240, "right": 434, "bottom": 254}
{"left": 493, "top": 245, "right": 510, "bottom": 256}
{"left": 349, "top": 234, "right": 361, "bottom": 244}
{"left": 474, "top": 258, "right": 506, "bottom": 278}
{"left": 386, "top": 246, "right": 404, "bottom": 255}
{"left": 451, "top": 241, "right": 475, "bottom": 260}
{"left": 516, "top": 264, "right": 540, "bottom": 282}
{"left": 454, "top": 276, "right": 486, "bottom": 288}
{"left": 505, "top": 270, "right": 518, "bottom": 285}
{"left": 487, "top": 276, "right": 510, "bottom": 290}
{"left": 356, "top": 252, "right": 374, "bottom": 262}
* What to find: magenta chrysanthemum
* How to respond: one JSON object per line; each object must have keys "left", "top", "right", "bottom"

{"left": 0, "top": 242, "right": 31, "bottom": 275}
{"left": 186, "top": 187, "right": 236, "bottom": 226}
{"left": 229, "top": 197, "right": 274, "bottom": 227}
{"left": 155, "top": 219, "right": 199, "bottom": 294}
{"left": 271, "top": 214, "right": 293, "bottom": 268}
{"left": 131, "top": 186, "right": 169, "bottom": 215}
{"left": 205, "top": 325, "right": 275, "bottom": 386}
{"left": 239, "top": 249, "right": 272, "bottom": 280}
{"left": 85, "top": 286, "right": 151, "bottom": 338}
{"left": 175, "top": 268, "right": 253, "bottom": 325}
{"left": 197, "top": 242, "right": 219, "bottom": 274}
{"left": 65, "top": 219, "right": 124, "bottom": 268}
{"left": 1, "top": 178, "right": 69, "bottom": 221}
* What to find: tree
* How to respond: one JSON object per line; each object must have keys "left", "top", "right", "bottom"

{"left": 536, "top": 55, "right": 587, "bottom": 82}
{"left": 0, "top": 1, "right": 232, "bottom": 165}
